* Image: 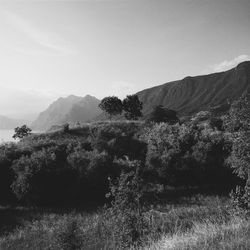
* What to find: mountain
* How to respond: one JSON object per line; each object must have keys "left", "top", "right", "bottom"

{"left": 32, "top": 61, "right": 250, "bottom": 130}
{"left": 32, "top": 95, "right": 101, "bottom": 131}
{"left": 0, "top": 115, "right": 27, "bottom": 130}
{"left": 137, "top": 61, "right": 250, "bottom": 118}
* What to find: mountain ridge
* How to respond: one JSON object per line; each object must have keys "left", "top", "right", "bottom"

{"left": 136, "top": 61, "right": 250, "bottom": 117}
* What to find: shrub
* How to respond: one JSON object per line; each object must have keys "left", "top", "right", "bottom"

{"left": 11, "top": 146, "right": 76, "bottom": 204}
{"left": 106, "top": 159, "right": 147, "bottom": 248}
{"left": 141, "top": 122, "right": 234, "bottom": 188}
{"left": 147, "top": 105, "right": 179, "bottom": 124}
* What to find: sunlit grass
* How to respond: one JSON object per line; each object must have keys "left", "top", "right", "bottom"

{"left": 1, "top": 195, "right": 249, "bottom": 250}
{"left": 146, "top": 217, "right": 250, "bottom": 250}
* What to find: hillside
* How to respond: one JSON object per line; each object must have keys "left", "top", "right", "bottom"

{"left": 137, "top": 61, "right": 250, "bottom": 117}
{"left": 32, "top": 95, "right": 101, "bottom": 131}
{"left": 0, "top": 115, "right": 27, "bottom": 129}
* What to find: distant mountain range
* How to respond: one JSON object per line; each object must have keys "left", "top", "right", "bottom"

{"left": 0, "top": 115, "right": 28, "bottom": 130}
{"left": 32, "top": 95, "right": 101, "bottom": 131}
{"left": 31, "top": 61, "right": 250, "bottom": 131}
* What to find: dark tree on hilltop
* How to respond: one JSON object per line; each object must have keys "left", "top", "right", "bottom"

{"left": 99, "top": 96, "right": 123, "bottom": 120}
{"left": 13, "top": 125, "right": 32, "bottom": 140}
{"left": 148, "top": 105, "right": 179, "bottom": 124}
{"left": 122, "top": 95, "right": 143, "bottom": 120}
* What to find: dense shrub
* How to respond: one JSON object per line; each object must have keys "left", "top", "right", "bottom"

{"left": 0, "top": 119, "right": 240, "bottom": 206}
{"left": 11, "top": 146, "right": 76, "bottom": 204}
{"left": 141, "top": 122, "right": 235, "bottom": 188}
{"left": 0, "top": 152, "right": 15, "bottom": 203}
{"left": 106, "top": 159, "right": 147, "bottom": 248}
{"left": 147, "top": 105, "right": 179, "bottom": 124}
{"left": 225, "top": 92, "right": 250, "bottom": 212}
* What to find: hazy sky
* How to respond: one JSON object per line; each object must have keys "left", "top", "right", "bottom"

{"left": 0, "top": 0, "right": 249, "bottom": 119}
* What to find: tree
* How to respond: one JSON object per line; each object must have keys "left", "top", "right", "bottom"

{"left": 63, "top": 123, "right": 70, "bottom": 132}
{"left": 13, "top": 125, "right": 32, "bottom": 140}
{"left": 224, "top": 91, "right": 250, "bottom": 132}
{"left": 226, "top": 91, "right": 250, "bottom": 210}
{"left": 99, "top": 96, "right": 123, "bottom": 120}
{"left": 147, "top": 105, "right": 179, "bottom": 124}
{"left": 107, "top": 159, "right": 145, "bottom": 248}
{"left": 123, "top": 95, "right": 143, "bottom": 120}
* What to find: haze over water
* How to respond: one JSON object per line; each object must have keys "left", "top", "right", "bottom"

{"left": 0, "top": 129, "right": 15, "bottom": 143}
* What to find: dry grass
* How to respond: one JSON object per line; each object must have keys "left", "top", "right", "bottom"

{"left": 145, "top": 216, "right": 250, "bottom": 250}
{"left": 0, "top": 196, "right": 249, "bottom": 250}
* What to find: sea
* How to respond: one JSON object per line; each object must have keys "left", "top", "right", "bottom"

{"left": 0, "top": 129, "right": 16, "bottom": 143}
{"left": 0, "top": 129, "right": 42, "bottom": 144}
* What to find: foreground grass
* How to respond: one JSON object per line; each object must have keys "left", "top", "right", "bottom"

{"left": 147, "top": 217, "right": 250, "bottom": 250}
{"left": 0, "top": 195, "right": 249, "bottom": 250}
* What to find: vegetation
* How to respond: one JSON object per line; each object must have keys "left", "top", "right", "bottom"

{"left": 99, "top": 94, "right": 143, "bottom": 120}
{"left": 0, "top": 93, "right": 250, "bottom": 249}
{"left": 99, "top": 96, "right": 123, "bottom": 119}
{"left": 225, "top": 91, "right": 250, "bottom": 213}
{"left": 12, "top": 125, "right": 32, "bottom": 140}
{"left": 147, "top": 105, "right": 179, "bottom": 124}
{"left": 123, "top": 94, "right": 143, "bottom": 120}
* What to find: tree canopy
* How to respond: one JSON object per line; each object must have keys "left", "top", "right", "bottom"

{"left": 13, "top": 125, "right": 32, "bottom": 140}
{"left": 99, "top": 96, "right": 123, "bottom": 119}
{"left": 147, "top": 105, "right": 179, "bottom": 124}
{"left": 122, "top": 95, "right": 143, "bottom": 120}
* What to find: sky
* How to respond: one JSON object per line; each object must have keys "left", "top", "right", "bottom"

{"left": 0, "top": 0, "right": 249, "bottom": 119}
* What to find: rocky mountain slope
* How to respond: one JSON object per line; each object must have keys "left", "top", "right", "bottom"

{"left": 137, "top": 61, "right": 250, "bottom": 117}
{"left": 32, "top": 95, "right": 101, "bottom": 131}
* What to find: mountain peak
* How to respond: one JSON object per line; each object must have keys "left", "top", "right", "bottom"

{"left": 32, "top": 95, "right": 101, "bottom": 131}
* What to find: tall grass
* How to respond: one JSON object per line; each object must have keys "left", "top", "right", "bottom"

{"left": 146, "top": 217, "right": 250, "bottom": 250}
{"left": 1, "top": 195, "right": 249, "bottom": 250}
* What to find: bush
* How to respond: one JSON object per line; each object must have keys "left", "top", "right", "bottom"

{"left": 11, "top": 146, "right": 76, "bottom": 204}
{"left": 141, "top": 122, "right": 235, "bottom": 188}
{"left": 147, "top": 105, "right": 179, "bottom": 124}
{"left": 106, "top": 159, "right": 147, "bottom": 248}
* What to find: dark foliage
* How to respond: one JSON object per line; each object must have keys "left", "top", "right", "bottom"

{"left": 0, "top": 115, "right": 242, "bottom": 207}
{"left": 141, "top": 122, "right": 237, "bottom": 189}
{"left": 13, "top": 125, "right": 32, "bottom": 140}
{"left": 99, "top": 96, "right": 123, "bottom": 119}
{"left": 123, "top": 95, "right": 143, "bottom": 120}
{"left": 147, "top": 105, "right": 179, "bottom": 124}
{"left": 225, "top": 92, "right": 250, "bottom": 212}
{"left": 106, "top": 159, "right": 147, "bottom": 248}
